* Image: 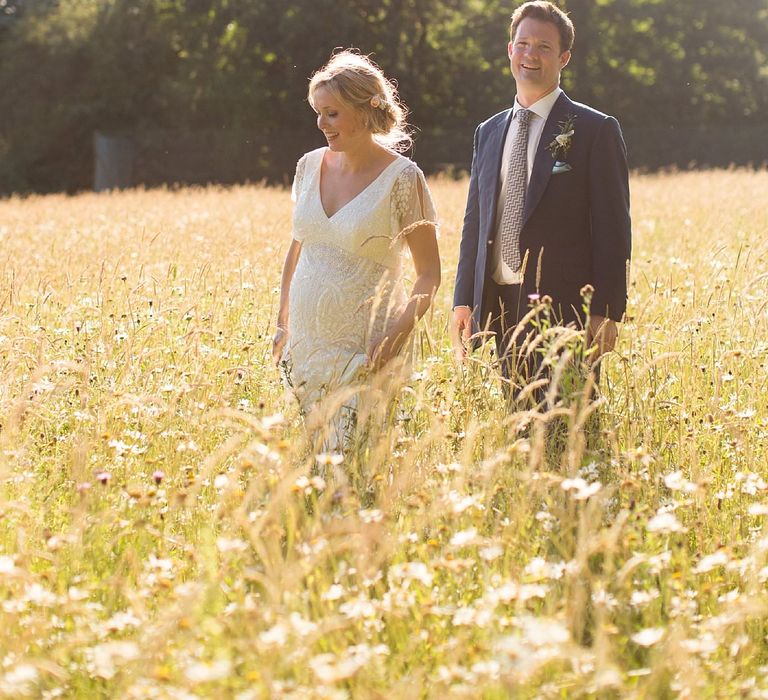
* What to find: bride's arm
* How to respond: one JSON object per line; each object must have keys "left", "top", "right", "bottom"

{"left": 272, "top": 239, "right": 302, "bottom": 364}
{"left": 369, "top": 223, "right": 440, "bottom": 369}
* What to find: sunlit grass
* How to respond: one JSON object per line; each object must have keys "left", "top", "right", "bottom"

{"left": 0, "top": 169, "right": 766, "bottom": 698}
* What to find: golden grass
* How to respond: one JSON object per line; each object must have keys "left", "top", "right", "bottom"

{"left": 0, "top": 169, "right": 766, "bottom": 698}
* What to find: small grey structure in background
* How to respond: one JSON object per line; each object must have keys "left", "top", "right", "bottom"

{"left": 93, "top": 132, "right": 134, "bottom": 192}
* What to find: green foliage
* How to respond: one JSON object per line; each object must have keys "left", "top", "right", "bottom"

{"left": 0, "top": 0, "right": 767, "bottom": 193}
{"left": 566, "top": 0, "right": 768, "bottom": 125}
{"left": 0, "top": 0, "right": 173, "bottom": 191}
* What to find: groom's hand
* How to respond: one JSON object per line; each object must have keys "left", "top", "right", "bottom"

{"left": 450, "top": 306, "right": 473, "bottom": 362}
{"left": 586, "top": 314, "right": 618, "bottom": 364}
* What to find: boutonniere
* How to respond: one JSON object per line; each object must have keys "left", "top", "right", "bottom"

{"left": 548, "top": 113, "right": 576, "bottom": 173}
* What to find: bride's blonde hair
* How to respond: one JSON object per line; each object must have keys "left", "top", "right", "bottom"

{"left": 308, "top": 50, "right": 412, "bottom": 152}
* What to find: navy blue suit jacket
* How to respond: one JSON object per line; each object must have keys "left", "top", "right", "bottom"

{"left": 453, "top": 91, "right": 632, "bottom": 335}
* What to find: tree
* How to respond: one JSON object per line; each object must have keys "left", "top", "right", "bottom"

{"left": 565, "top": 0, "right": 768, "bottom": 126}
{"left": 1, "top": 0, "right": 767, "bottom": 193}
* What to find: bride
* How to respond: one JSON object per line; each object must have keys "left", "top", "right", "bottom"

{"left": 272, "top": 50, "right": 441, "bottom": 450}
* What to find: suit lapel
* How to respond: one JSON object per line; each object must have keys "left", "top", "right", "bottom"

{"left": 484, "top": 109, "right": 514, "bottom": 220}
{"left": 524, "top": 92, "right": 573, "bottom": 224}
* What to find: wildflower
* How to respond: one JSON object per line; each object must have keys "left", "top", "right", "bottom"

{"left": 260, "top": 623, "right": 289, "bottom": 647}
{"left": 524, "top": 558, "right": 565, "bottom": 581}
{"left": 289, "top": 612, "right": 318, "bottom": 636}
{"left": 694, "top": 550, "right": 730, "bottom": 574}
{"left": 450, "top": 528, "right": 479, "bottom": 547}
{"left": 87, "top": 641, "right": 140, "bottom": 680}
{"left": 480, "top": 545, "right": 504, "bottom": 562}
{"left": 309, "top": 653, "right": 362, "bottom": 684}
{"left": 452, "top": 605, "right": 493, "bottom": 627}
{"left": 630, "top": 589, "right": 660, "bottom": 607}
{"left": 23, "top": 583, "right": 58, "bottom": 607}
{"left": 68, "top": 586, "right": 89, "bottom": 601}
{"left": 105, "top": 610, "right": 141, "bottom": 633}
{"left": 176, "top": 439, "right": 199, "bottom": 453}
{"left": 216, "top": 537, "right": 248, "bottom": 553}
{"left": 488, "top": 581, "right": 519, "bottom": 603}
{"left": 663, "top": 470, "right": 698, "bottom": 493}
{"left": 592, "top": 588, "right": 620, "bottom": 609}
{"left": 561, "top": 478, "right": 602, "bottom": 500}
{"left": 31, "top": 378, "right": 55, "bottom": 394}
{"left": 736, "top": 471, "right": 767, "bottom": 495}
{"left": 96, "top": 471, "right": 111, "bottom": 485}
{"left": 0, "top": 556, "right": 17, "bottom": 574}
{"left": 294, "top": 475, "right": 311, "bottom": 493}
{"left": 152, "top": 470, "right": 165, "bottom": 484}
{"left": 436, "top": 462, "right": 462, "bottom": 475}
{"left": 471, "top": 660, "right": 501, "bottom": 680}
{"left": 339, "top": 596, "right": 377, "bottom": 619}
{"left": 261, "top": 412, "right": 285, "bottom": 429}
{"left": 322, "top": 584, "right": 345, "bottom": 601}
{"left": 315, "top": 452, "right": 343, "bottom": 466}
{"left": 446, "top": 490, "right": 484, "bottom": 514}
{"left": 518, "top": 583, "right": 550, "bottom": 601}
{"left": 631, "top": 627, "right": 665, "bottom": 647}
{"left": 359, "top": 508, "right": 384, "bottom": 523}
{"left": 0, "top": 664, "right": 39, "bottom": 696}
{"left": 389, "top": 562, "right": 433, "bottom": 587}
{"left": 647, "top": 511, "right": 686, "bottom": 534}
{"left": 681, "top": 634, "right": 719, "bottom": 656}
{"left": 517, "top": 616, "right": 571, "bottom": 646}
{"left": 184, "top": 659, "right": 232, "bottom": 683}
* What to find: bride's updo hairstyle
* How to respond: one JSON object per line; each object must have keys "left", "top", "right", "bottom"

{"left": 308, "top": 49, "right": 412, "bottom": 152}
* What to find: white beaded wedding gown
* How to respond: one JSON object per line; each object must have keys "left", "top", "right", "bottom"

{"left": 283, "top": 147, "right": 437, "bottom": 449}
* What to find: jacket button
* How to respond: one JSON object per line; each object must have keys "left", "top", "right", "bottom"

{"left": 487, "top": 239, "right": 494, "bottom": 245}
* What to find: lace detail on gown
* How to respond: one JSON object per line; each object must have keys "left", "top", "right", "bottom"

{"left": 391, "top": 164, "right": 438, "bottom": 237}
{"left": 284, "top": 148, "right": 437, "bottom": 450}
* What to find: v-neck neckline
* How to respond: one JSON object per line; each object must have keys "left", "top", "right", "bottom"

{"left": 318, "top": 149, "right": 402, "bottom": 221}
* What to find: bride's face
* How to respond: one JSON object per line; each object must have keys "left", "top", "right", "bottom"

{"left": 313, "top": 86, "right": 368, "bottom": 151}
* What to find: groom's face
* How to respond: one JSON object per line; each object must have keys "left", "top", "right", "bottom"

{"left": 509, "top": 17, "right": 571, "bottom": 95}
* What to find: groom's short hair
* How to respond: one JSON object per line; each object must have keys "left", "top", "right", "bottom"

{"left": 510, "top": 1, "right": 575, "bottom": 54}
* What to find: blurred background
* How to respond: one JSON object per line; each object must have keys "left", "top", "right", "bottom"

{"left": 1, "top": 0, "right": 766, "bottom": 195}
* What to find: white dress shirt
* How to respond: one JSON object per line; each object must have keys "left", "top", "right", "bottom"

{"left": 490, "top": 87, "right": 562, "bottom": 285}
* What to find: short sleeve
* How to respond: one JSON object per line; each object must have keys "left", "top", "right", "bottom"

{"left": 290, "top": 154, "right": 308, "bottom": 241}
{"left": 391, "top": 164, "right": 438, "bottom": 238}
{"left": 291, "top": 154, "right": 307, "bottom": 204}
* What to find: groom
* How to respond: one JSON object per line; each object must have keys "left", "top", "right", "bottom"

{"left": 451, "top": 1, "right": 631, "bottom": 396}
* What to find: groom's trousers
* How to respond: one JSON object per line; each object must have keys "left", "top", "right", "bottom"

{"left": 483, "top": 279, "right": 600, "bottom": 408}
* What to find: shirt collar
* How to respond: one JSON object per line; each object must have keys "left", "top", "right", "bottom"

{"left": 513, "top": 86, "right": 562, "bottom": 121}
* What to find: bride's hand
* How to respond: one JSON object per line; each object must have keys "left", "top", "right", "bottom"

{"left": 367, "top": 334, "right": 399, "bottom": 371}
{"left": 272, "top": 326, "right": 288, "bottom": 365}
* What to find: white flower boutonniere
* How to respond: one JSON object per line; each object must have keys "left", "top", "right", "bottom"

{"left": 548, "top": 114, "right": 576, "bottom": 173}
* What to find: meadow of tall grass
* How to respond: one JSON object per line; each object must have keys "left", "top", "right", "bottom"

{"left": 0, "top": 169, "right": 766, "bottom": 698}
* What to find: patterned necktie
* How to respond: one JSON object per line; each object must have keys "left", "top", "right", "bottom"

{"left": 499, "top": 108, "right": 532, "bottom": 273}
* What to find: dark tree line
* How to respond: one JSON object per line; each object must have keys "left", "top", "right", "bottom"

{"left": 1, "top": 0, "right": 767, "bottom": 193}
